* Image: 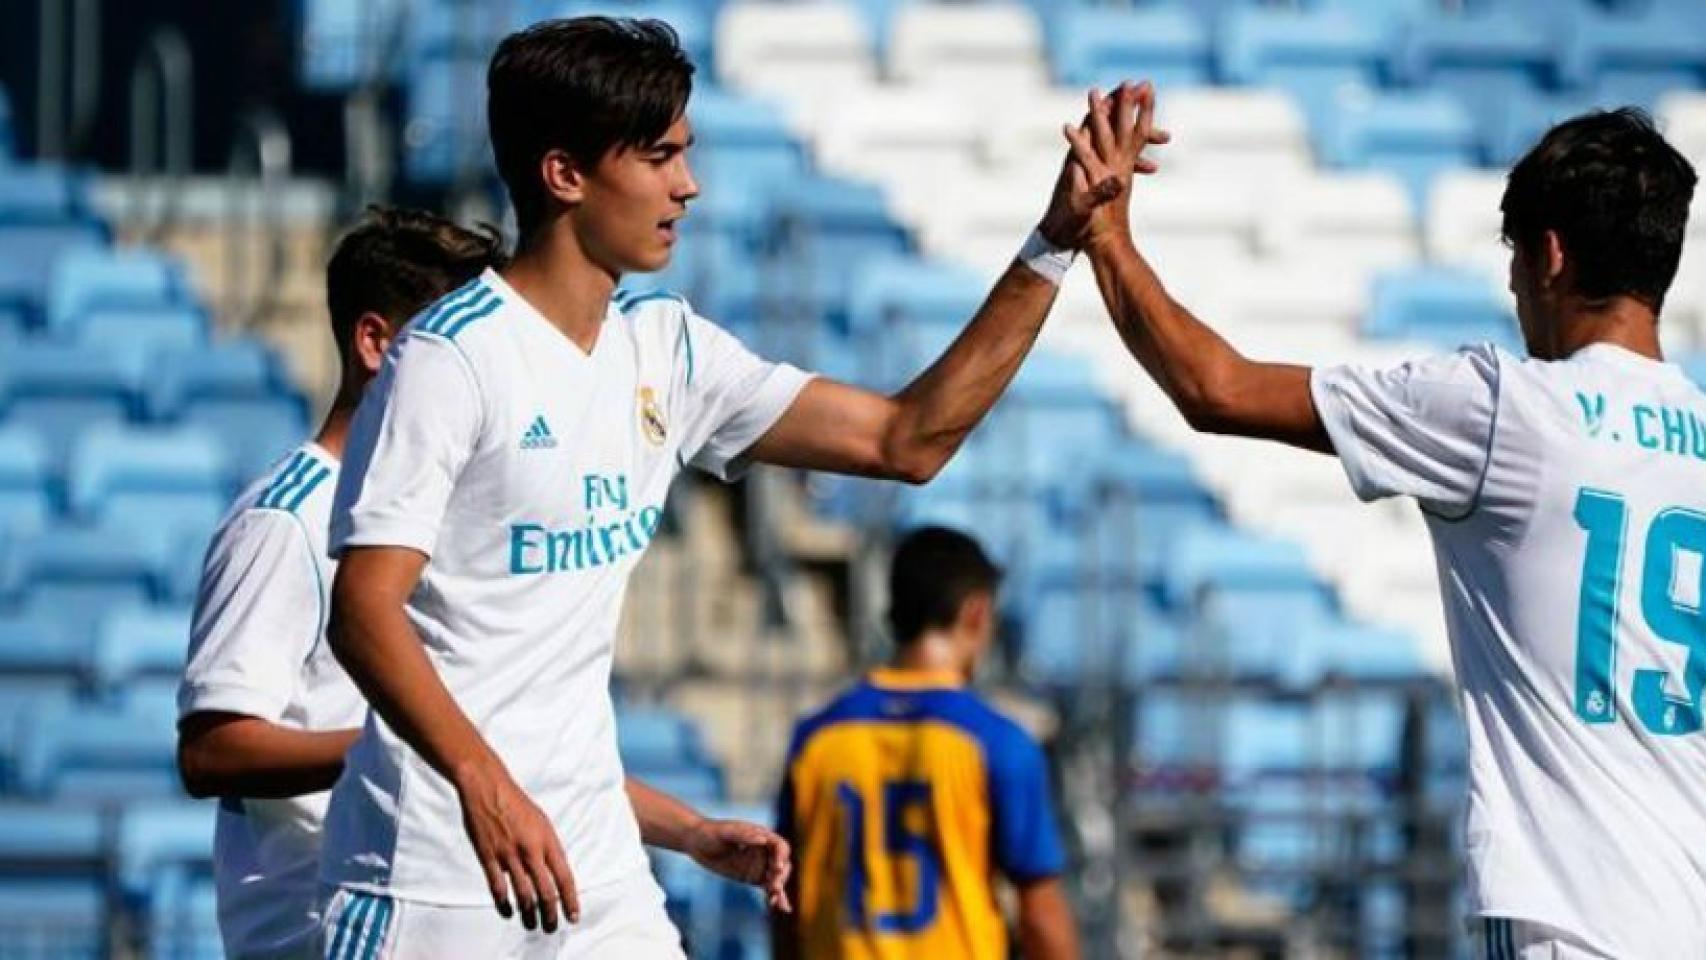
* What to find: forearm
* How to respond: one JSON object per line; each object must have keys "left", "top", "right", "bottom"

{"left": 1017, "top": 880, "right": 1080, "bottom": 960}
{"left": 177, "top": 714, "right": 358, "bottom": 799}
{"left": 1086, "top": 230, "right": 1327, "bottom": 451}
{"left": 625, "top": 777, "right": 705, "bottom": 852}
{"left": 883, "top": 261, "right": 1060, "bottom": 480}
{"left": 328, "top": 592, "right": 501, "bottom": 789}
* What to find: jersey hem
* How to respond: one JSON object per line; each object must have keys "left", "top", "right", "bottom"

{"left": 694, "top": 365, "right": 815, "bottom": 482}
{"left": 178, "top": 682, "right": 288, "bottom": 723}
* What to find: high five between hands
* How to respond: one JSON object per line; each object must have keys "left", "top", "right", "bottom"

{"left": 1039, "top": 81, "right": 1170, "bottom": 252}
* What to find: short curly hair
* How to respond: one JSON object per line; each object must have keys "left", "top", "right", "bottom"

{"left": 325, "top": 205, "right": 506, "bottom": 363}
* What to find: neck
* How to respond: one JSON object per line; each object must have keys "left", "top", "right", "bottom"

{"left": 1548, "top": 295, "right": 1663, "bottom": 362}
{"left": 313, "top": 377, "right": 365, "bottom": 461}
{"left": 501, "top": 220, "right": 617, "bottom": 354}
{"left": 891, "top": 632, "right": 971, "bottom": 682}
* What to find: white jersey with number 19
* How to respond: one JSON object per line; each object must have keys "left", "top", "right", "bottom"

{"left": 1312, "top": 341, "right": 1706, "bottom": 957}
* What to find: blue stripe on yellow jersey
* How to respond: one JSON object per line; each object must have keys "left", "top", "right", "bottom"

{"left": 777, "top": 668, "right": 1065, "bottom": 960}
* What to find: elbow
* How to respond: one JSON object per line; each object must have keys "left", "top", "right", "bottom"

{"left": 176, "top": 740, "right": 220, "bottom": 799}
{"left": 881, "top": 444, "right": 945, "bottom": 486}
{"left": 1174, "top": 365, "right": 1242, "bottom": 437}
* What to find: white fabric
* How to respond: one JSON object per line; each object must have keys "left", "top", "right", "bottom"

{"left": 179, "top": 443, "right": 363, "bottom": 959}
{"left": 317, "top": 873, "right": 684, "bottom": 960}
{"left": 1313, "top": 342, "right": 1706, "bottom": 956}
{"left": 322, "top": 269, "right": 811, "bottom": 906}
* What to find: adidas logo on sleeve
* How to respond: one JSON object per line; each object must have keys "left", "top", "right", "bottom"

{"left": 520, "top": 415, "right": 557, "bottom": 450}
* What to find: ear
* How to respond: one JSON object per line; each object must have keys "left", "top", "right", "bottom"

{"left": 1542, "top": 229, "right": 1566, "bottom": 287}
{"left": 352, "top": 311, "right": 395, "bottom": 376}
{"left": 958, "top": 592, "right": 994, "bottom": 637}
{"left": 540, "top": 148, "right": 588, "bottom": 208}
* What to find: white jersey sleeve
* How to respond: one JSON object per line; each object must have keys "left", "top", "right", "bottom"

{"left": 674, "top": 309, "right": 812, "bottom": 481}
{"left": 331, "top": 334, "right": 484, "bottom": 558}
{"left": 1310, "top": 343, "right": 1502, "bottom": 518}
{"left": 179, "top": 510, "right": 325, "bottom": 722}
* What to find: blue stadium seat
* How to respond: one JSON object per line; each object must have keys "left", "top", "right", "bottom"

{"left": 1287, "top": 620, "right": 1426, "bottom": 685}
{"left": 1550, "top": 0, "right": 1706, "bottom": 109}
{"left": 4, "top": 523, "right": 171, "bottom": 638}
{"left": 688, "top": 88, "right": 806, "bottom": 202}
{"left": 0, "top": 164, "right": 93, "bottom": 225}
{"left": 91, "top": 606, "right": 192, "bottom": 696}
{"left": 145, "top": 870, "right": 220, "bottom": 960}
{"left": 1395, "top": 8, "right": 1560, "bottom": 160}
{"left": 0, "top": 429, "right": 55, "bottom": 538}
{"left": 764, "top": 176, "right": 911, "bottom": 318}
{"left": 556, "top": 1, "right": 713, "bottom": 69}
{"left": 1367, "top": 266, "right": 1519, "bottom": 350}
{"left": 1160, "top": 526, "right": 1322, "bottom": 611}
{"left": 180, "top": 398, "right": 310, "bottom": 490}
{"left": 116, "top": 802, "right": 214, "bottom": 898}
{"left": 1484, "top": 87, "right": 1624, "bottom": 167}
{"left": 1320, "top": 90, "right": 1477, "bottom": 207}
{"left": 149, "top": 342, "right": 308, "bottom": 481}
{"left": 1223, "top": 698, "right": 1312, "bottom": 783}
{"left": 1197, "top": 587, "right": 1337, "bottom": 683}
{"left": 636, "top": 765, "right": 725, "bottom": 804}
{"left": 0, "top": 342, "right": 143, "bottom": 466}
{"left": 67, "top": 427, "right": 228, "bottom": 549}
{"left": 73, "top": 305, "right": 209, "bottom": 363}
{"left": 0, "top": 879, "right": 107, "bottom": 958}
{"left": 618, "top": 707, "right": 709, "bottom": 772}
{"left": 1050, "top": 6, "right": 1212, "bottom": 91}
{"left": 1313, "top": 694, "right": 1407, "bottom": 776}
{"left": 46, "top": 248, "right": 186, "bottom": 337}
{"left": 846, "top": 257, "right": 985, "bottom": 384}
{"left": 1219, "top": 6, "right": 1387, "bottom": 130}
{"left": 0, "top": 614, "right": 86, "bottom": 686}
{"left": 1019, "top": 578, "right": 1182, "bottom": 685}
{"left": 402, "top": 54, "right": 492, "bottom": 185}
{"left": 0, "top": 804, "right": 105, "bottom": 874}
{"left": 0, "top": 222, "right": 109, "bottom": 317}
{"left": 13, "top": 700, "right": 181, "bottom": 800}
{"left": 0, "top": 679, "right": 76, "bottom": 793}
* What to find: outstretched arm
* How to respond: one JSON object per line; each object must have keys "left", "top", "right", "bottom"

{"left": 1072, "top": 83, "right": 1332, "bottom": 454}
{"left": 746, "top": 90, "right": 1170, "bottom": 483}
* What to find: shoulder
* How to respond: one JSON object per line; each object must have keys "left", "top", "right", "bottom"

{"left": 400, "top": 274, "right": 510, "bottom": 378}
{"left": 787, "top": 682, "right": 881, "bottom": 760}
{"left": 928, "top": 691, "right": 1043, "bottom": 768}
{"left": 242, "top": 447, "right": 337, "bottom": 519}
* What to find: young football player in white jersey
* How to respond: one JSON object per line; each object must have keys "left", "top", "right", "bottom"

{"left": 317, "top": 16, "right": 1158, "bottom": 959}
{"left": 1069, "top": 83, "right": 1705, "bottom": 957}
{"left": 177, "top": 207, "right": 504, "bottom": 957}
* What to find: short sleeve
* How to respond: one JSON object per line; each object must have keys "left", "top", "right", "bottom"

{"left": 1310, "top": 344, "right": 1501, "bottom": 519}
{"left": 178, "top": 511, "right": 324, "bottom": 722}
{"left": 674, "top": 310, "right": 813, "bottom": 482}
{"left": 988, "top": 728, "right": 1066, "bottom": 883}
{"left": 331, "top": 334, "right": 484, "bottom": 557}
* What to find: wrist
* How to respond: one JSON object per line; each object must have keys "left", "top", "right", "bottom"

{"left": 448, "top": 750, "right": 505, "bottom": 795}
{"left": 1017, "top": 228, "right": 1078, "bottom": 285}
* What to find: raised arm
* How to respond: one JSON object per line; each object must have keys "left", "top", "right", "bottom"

{"left": 1072, "top": 83, "right": 1332, "bottom": 454}
{"left": 329, "top": 546, "right": 578, "bottom": 933}
{"left": 747, "top": 93, "right": 1169, "bottom": 482}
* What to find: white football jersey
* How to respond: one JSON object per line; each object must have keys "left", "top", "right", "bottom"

{"left": 1313, "top": 342, "right": 1706, "bottom": 956}
{"left": 179, "top": 443, "right": 364, "bottom": 957}
{"left": 322, "top": 269, "right": 811, "bottom": 905}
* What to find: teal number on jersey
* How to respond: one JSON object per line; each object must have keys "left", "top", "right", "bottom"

{"left": 1573, "top": 488, "right": 1706, "bottom": 735}
{"left": 835, "top": 779, "right": 941, "bottom": 934}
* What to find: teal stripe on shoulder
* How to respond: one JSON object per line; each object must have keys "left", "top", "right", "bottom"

{"left": 282, "top": 465, "right": 332, "bottom": 513}
{"left": 618, "top": 290, "right": 684, "bottom": 314}
{"left": 442, "top": 292, "right": 502, "bottom": 339}
{"left": 677, "top": 315, "right": 695, "bottom": 386}
{"left": 420, "top": 282, "right": 492, "bottom": 336}
{"left": 258, "top": 452, "right": 306, "bottom": 509}
{"left": 415, "top": 277, "right": 485, "bottom": 334}
{"left": 260, "top": 453, "right": 317, "bottom": 510}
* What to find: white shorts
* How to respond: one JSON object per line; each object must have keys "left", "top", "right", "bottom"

{"left": 318, "top": 874, "right": 685, "bottom": 960}
{"left": 1472, "top": 918, "right": 1615, "bottom": 960}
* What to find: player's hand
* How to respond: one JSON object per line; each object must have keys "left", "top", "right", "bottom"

{"left": 685, "top": 817, "right": 793, "bottom": 913}
{"left": 1057, "top": 80, "right": 1168, "bottom": 249}
{"left": 455, "top": 759, "right": 580, "bottom": 932}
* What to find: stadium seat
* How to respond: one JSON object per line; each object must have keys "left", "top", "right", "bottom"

{"left": 66, "top": 426, "right": 228, "bottom": 552}
{"left": 1395, "top": 8, "right": 1560, "bottom": 159}
{"left": 0, "top": 429, "right": 55, "bottom": 538}
{"left": 1367, "top": 266, "right": 1519, "bottom": 350}
{"left": 1160, "top": 526, "right": 1323, "bottom": 611}
{"left": 1424, "top": 169, "right": 1510, "bottom": 279}
{"left": 73, "top": 305, "right": 209, "bottom": 364}
{"left": 846, "top": 256, "right": 986, "bottom": 340}
{"left": 1484, "top": 87, "right": 1625, "bottom": 167}
{"left": 1152, "top": 88, "right": 1313, "bottom": 183}
{"left": 1049, "top": 6, "right": 1212, "bottom": 92}
{"left": 4, "top": 523, "right": 171, "bottom": 638}
{"left": 0, "top": 221, "right": 110, "bottom": 317}
{"left": 46, "top": 248, "right": 186, "bottom": 337}
{"left": 1197, "top": 588, "right": 1337, "bottom": 683}
{"left": 402, "top": 53, "right": 492, "bottom": 185}
{"left": 0, "top": 614, "right": 85, "bottom": 688}
{"left": 887, "top": 3, "right": 1047, "bottom": 95}
{"left": 618, "top": 707, "right": 710, "bottom": 773}
{"left": 298, "top": 0, "right": 408, "bottom": 90}
{"left": 91, "top": 606, "right": 192, "bottom": 696}
{"left": 1320, "top": 90, "right": 1478, "bottom": 207}
{"left": 557, "top": 1, "right": 713, "bottom": 68}
{"left": 1256, "top": 173, "right": 1420, "bottom": 286}
{"left": 1019, "top": 579, "right": 1182, "bottom": 686}
{"left": 1218, "top": 6, "right": 1387, "bottom": 131}
{"left": 814, "top": 87, "right": 980, "bottom": 212}
{"left": 0, "top": 342, "right": 143, "bottom": 467}
{"left": 0, "top": 804, "right": 105, "bottom": 875}
{"left": 714, "top": 1, "right": 876, "bottom": 99}
{"left": 0, "top": 879, "right": 107, "bottom": 958}
{"left": 144, "top": 870, "right": 221, "bottom": 960}
{"left": 12, "top": 699, "right": 181, "bottom": 800}
{"left": 115, "top": 802, "right": 213, "bottom": 897}
{"left": 0, "top": 164, "right": 93, "bottom": 226}
{"left": 762, "top": 175, "right": 910, "bottom": 313}
{"left": 1553, "top": 1, "right": 1706, "bottom": 110}
{"left": 689, "top": 88, "right": 807, "bottom": 203}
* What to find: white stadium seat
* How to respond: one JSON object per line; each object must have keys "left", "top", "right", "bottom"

{"left": 1424, "top": 170, "right": 1509, "bottom": 281}
{"left": 1256, "top": 172, "right": 1420, "bottom": 284}
{"left": 1149, "top": 88, "right": 1313, "bottom": 183}
{"left": 887, "top": 3, "right": 1048, "bottom": 96}
{"left": 715, "top": 2, "right": 877, "bottom": 100}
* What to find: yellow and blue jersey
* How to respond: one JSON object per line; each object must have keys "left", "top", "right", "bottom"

{"left": 777, "top": 668, "right": 1065, "bottom": 959}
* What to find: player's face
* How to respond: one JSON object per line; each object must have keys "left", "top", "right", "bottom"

{"left": 577, "top": 116, "right": 698, "bottom": 275}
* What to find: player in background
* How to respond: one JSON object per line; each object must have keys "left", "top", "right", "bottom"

{"left": 317, "top": 16, "right": 1161, "bottom": 959}
{"left": 772, "top": 527, "right": 1078, "bottom": 960}
{"left": 1070, "top": 81, "right": 1705, "bottom": 957}
{"left": 176, "top": 207, "right": 504, "bottom": 958}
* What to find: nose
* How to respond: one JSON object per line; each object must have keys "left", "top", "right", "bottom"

{"left": 675, "top": 158, "right": 699, "bottom": 205}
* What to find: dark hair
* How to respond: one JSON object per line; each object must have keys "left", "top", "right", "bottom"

{"left": 487, "top": 17, "right": 694, "bottom": 238}
{"left": 326, "top": 205, "right": 505, "bottom": 364}
{"left": 887, "top": 526, "right": 1003, "bottom": 644}
{"left": 1501, "top": 108, "right": 1696, "bottom": 310}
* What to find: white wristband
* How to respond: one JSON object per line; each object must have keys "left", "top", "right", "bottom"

{"left": 1016, "top": 229, "right": 1077, "bottom": 286}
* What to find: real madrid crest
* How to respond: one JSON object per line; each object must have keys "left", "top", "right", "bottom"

{"left": 639, "top": 386, "right": 667, "bottom": 446}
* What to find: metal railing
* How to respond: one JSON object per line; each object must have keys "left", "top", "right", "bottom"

{"left": 126, "top": 26, "right": 195, "bottom": 244}
{"left": 223, "top": 110, "right": 294, "bottom": 331}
